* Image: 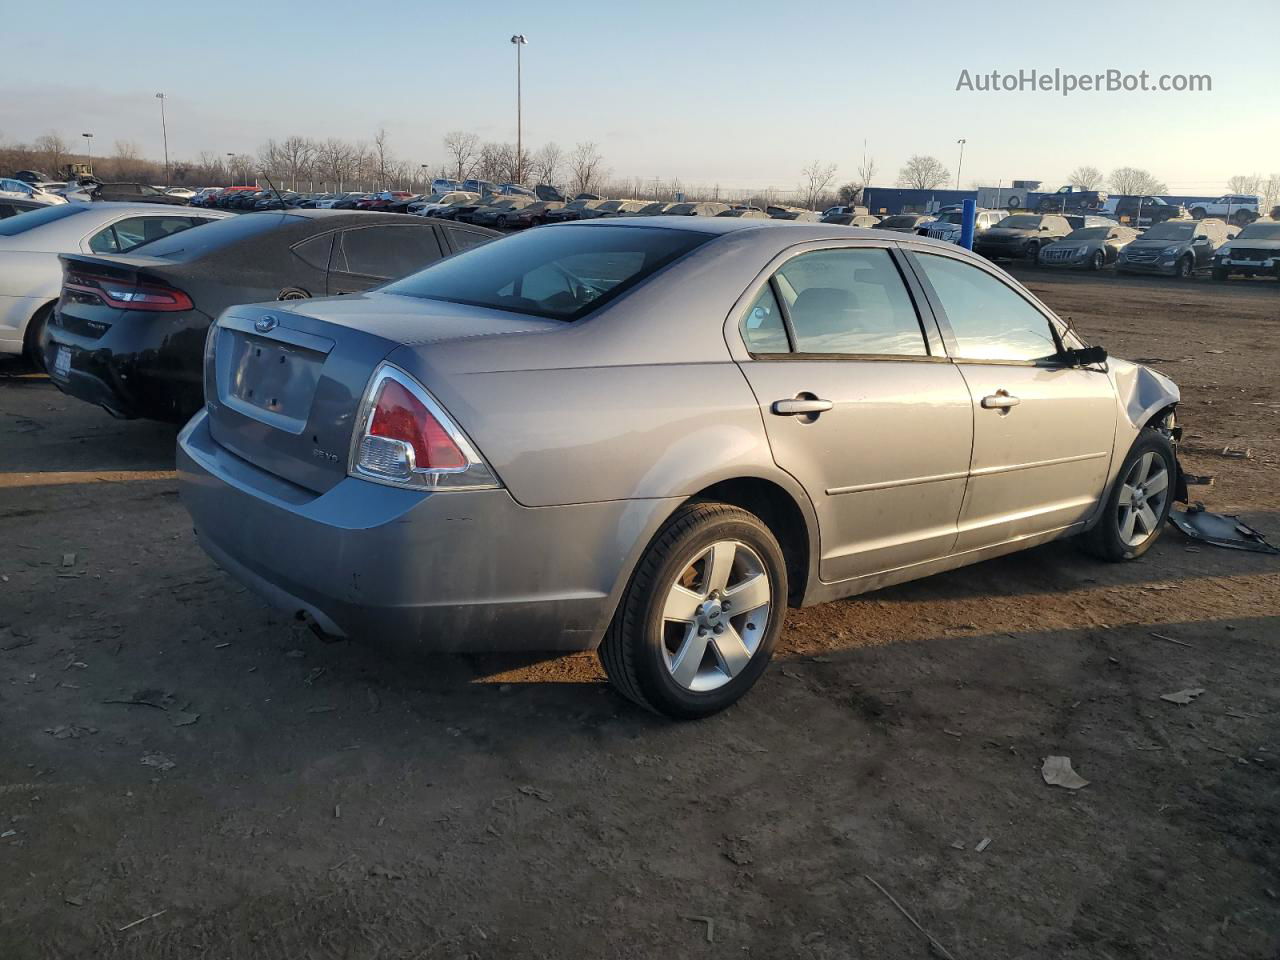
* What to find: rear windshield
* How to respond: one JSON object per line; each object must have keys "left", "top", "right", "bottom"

{"left": 997, "top": 215, "right": 1041, "bottom": 229}
{"left": 384, "top": 225, "right": 710, "bottom": 322}
{"left": 130, "top": 212, "right": 306, "bottom": 259}
{"left": 1237, "top": 222, "right": 1280, "bottom": 240}
{"left": 1142, "top": 222, "right": 1195, "bottom": 241}
{"left": 0, "top": 203, "right": 88, "bottom": 235}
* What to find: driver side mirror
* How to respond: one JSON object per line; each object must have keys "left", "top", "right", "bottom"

{"left": 1063, "top": 345, "right": 1108, "bottom": 367}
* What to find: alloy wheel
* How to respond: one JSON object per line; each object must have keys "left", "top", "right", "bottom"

{"left": 1117, "top": 452, "right": 1170, "bottom": 547}
{"left": 659, "top": 540, "right": 771, "bottom": 692}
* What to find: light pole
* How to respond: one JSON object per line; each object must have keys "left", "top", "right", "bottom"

{"left": 226, "top": 152, "right": 235, "bottom": 186}
{"left": 81, "top": 133, "right": 93, "bottom": 175}
{"left": 420, "top": 163, "right": 429, "bottom": 192}
{"left": 510, "top": 34, "right": 527, "bottom": 184}
{"left": 955, "top": 138, "right": 966, "bottom": 191}
{"left": 155, "top": 92, "right": 170, "bottom": 185}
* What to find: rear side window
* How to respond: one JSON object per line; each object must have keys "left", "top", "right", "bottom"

{"left": 446, "top": 227, "right": 494, "bottom": 253}
{"left": 292, "top": 233, "right": 333, "bottom": 270}
{"left": 88, "top": 216, "right": 202, "bottom": 254}
{"left": 915, "top": 253, "right": 1058, "bottom": 362}
{"left": 773, "top": 248, "right": 927, "bottom": 356}
{"left": 384, "top": 225, "right": 710, "bottom": 321}
{"left": 336, "top": 225, "right": 443, "bottom": 279}
{"left": 741, "top": 284, "right": 789, "bottom": 354}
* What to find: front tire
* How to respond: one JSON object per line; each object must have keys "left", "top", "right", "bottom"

{"left": 1080, "top": 429, "right": 1176, "bottom": 562}
{"left": 1091, "top": 250, "right": 1106, "bottom": 271}
{"left": 599, "top": 502, "right": 787, "bottom": 720}
{"left": 1176, "top": 256, "right": 1194, "bottom": 279}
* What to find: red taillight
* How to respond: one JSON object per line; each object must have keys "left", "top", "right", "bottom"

{"left": 350, "top": 365, "right": 499, "bottom": 490}
{"left": 63, "top": 272, "right": 193, "bottom": 312}
{"left": 368, "top": 379, "right": 467, "bottom": 470}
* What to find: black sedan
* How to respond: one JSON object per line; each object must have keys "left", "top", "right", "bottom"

{"left": 42, "top": 211, "right": 497, "bottom": 423}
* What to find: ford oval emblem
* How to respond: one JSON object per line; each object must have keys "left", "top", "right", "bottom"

{"left": 254, "top": 315, "right": 278, "bottom": 333}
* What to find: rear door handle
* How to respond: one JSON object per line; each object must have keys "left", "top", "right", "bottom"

{"left": 981, "top": 391, "right": 1021, "bottom": 410}
{"left": 772, "top": 398, "right": 834, "bottom": 416}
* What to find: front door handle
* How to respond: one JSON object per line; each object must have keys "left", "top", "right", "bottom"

{"left": 981, "top": 391, "right": 1021, "bottom": 410}
{"left": 772, "top": 398, "right": 834, "bottom": 416}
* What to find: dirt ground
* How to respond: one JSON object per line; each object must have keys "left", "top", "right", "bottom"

{"left": 1, "top": 269, "right": 1277, "bottom": 959}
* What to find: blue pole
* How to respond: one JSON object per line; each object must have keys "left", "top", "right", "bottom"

{"left": 959, "top": 198, "right": 977, "bottom": 250}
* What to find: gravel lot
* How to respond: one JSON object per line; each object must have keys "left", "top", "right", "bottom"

{"left": 1, "top": 269, "right": 1277, "bottom": 959}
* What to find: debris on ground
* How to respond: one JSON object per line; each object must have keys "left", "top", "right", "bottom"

{"left": 862, "top": 874, "right": 956, "bottom": 960}
{"left": 117, "top": 909, "right": 166, "bottom": 932}
{"left": 975, "top": 837, "right": 992, "bottom": 853}
{"left": 61, "top": 553, "right": 76, "bottom": 567}
{"left": 1161, "top": 688, "right": 1206, "bottom": 705}
{"left": 1150, "top": 632, "right": 1194, "bottom": 648}
{"left": 517, "top": 785, "right": 553, "bottom": 803}
{"left": 683, "top": 915, "right": 715, "bottom": 943}
{"left": 46, "top": 724, "right": 97, "bottom": 739}
{"left": 368, "top": 865, "right": 404, "bottom": 880}
{"left": 140, "top": 753, "right": 176, "bottom": 772}
{"left": 1041, "top": 756, "right": 1089, "bottom": 790}
{"left": 1168, "top": 505, "right": 1279, "bottom": 555}
{"left": 170, "top": 711, "right": 200, "bottom": 727}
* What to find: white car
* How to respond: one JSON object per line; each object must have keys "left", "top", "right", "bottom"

{"left": 0, "top": 202, "right": 230, "bottom": 361}
{"left": 920, "top": 209, "right": 1006, "bottom": 244}
{"left": 0, "top": 178, "right": 67, "bottom": 206}
{"left": 1190, "top": 194, "right": 1260, "bottom": 224}
{"left": 164, "top": 187, "right": 197, "bottom": 199}
{"left": 414, "top": 191, "right": 480, "bottom": 216}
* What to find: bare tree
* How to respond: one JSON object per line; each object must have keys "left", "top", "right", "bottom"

{"left": 856, "top": 155, "right": 878, "bottom": 190}
{"left": 33, "top": 133, "right": 68, "bottom": 173}
{"left": 836, "top": 182, "right": 862, "bottom": 204}
{"left": 897, "top": 155, "right": 950, "bottom": 189}
{"left": 567, "top": 142, "right": 607, "bottom": 196}
{"left": 1109, "top": 167, "right": 1167, "bottom": 195}
{"left": 529, "top": 142, "right": 563, "bottom": 185}
{"left": 1067, "top": 165, "right": 1105, "bottom": 189}
{"left": 372, "top": 129, "right": 394, "bottom": 190}
{"left": 798, "top": 161, "right": 838, "bottom": 210}
{"left": 443, "top": 130, "right": 479, "bottom": 182}
{"left": 1261, "top": 173, "right": 1280, "bottom": 214}
{"left": 278, "top": 136, "right": 315, "bottom": 191}
{"left": 1226, "top": 173, "right": 1264, "bottom": 196}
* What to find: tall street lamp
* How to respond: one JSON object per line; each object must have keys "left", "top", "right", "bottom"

{"left": 226, "top": 152, "right": 236, "bottom": 186}
{"left": 156, "top": 92, "right": 170, "bottom": 185}
{"left": 955, "top": 138, "right": 966, "bottom": 191}
{"left": 510, "top": 34, "right": 527, "bottom": 184}
{"left": 81, "top": 133, "right": 93, "bottom": 174}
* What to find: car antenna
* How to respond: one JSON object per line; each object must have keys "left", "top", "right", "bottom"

{"left": 260, "top": 170, "right": 288, "bottom": 211}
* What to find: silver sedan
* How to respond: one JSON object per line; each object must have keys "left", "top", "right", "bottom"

{"left": 178, "top": 218, "right": 1182, "bottom": 719}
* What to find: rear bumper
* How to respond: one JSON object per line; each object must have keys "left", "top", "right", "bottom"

{"left": 42, "top": 305, "right": 210, "bottom": 421}
{"left": 177, "top": 411, "right": 676, "bottom": 653}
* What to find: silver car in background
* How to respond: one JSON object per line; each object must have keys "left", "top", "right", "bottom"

{"left": 178, "top": 219, "right": 1182, "bottom": 719}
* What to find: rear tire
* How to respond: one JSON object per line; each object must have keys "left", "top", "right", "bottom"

{"left": 1080, "top": 428, "right": 1176, "bottom": 562}
{"left": 598, "top": 502, "right": 787, "bottom": 720}
{"left": 22, "top": 303, "right": 53, "bottom": 370}
{"left": 276, "top": 287, "right": 310, "bottom": 301}
{"left": 1191, "top": 207, "right": 1207, "bottom": 220}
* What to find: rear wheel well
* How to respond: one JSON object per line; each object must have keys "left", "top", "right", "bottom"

{"left": 688, "top": 478, "right": 810, "bottom": 606}
{"left": 22, "top": 300, "right": 57, "bottom": 366}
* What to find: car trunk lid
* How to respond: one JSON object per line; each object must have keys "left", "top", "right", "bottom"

{"left": 205, "top": 292, "right": 558, "bottom": 495}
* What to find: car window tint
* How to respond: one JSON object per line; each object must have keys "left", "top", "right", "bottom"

{"left": 107, "top": 216, "right": 197, "bottom": 252}
{"left": 292, "top": 233, "right": 333, "bottom": 270}
{"left": 741, "top": 283, "right": 789, "bottom": 354}
{"left": 385, "top": 225, "right": 709, "bottom": 322}
{"left": 915, "top": 253, "right": 1059, "bottom": 361}
{"left": 339, "top": 225, "right": 443, "bottom": 279}
{"left": 88, "top": 225, "right": 121, "bottom": 253}
{"left": 774, "top": 248, "right": 927, "bottom": 356}
{"left": 447, "top": 228, "right": 493, "bottom": 253}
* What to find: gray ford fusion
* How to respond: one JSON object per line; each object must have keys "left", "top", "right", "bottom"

{"left": 178, "top": 218, "right": 1182, "bottom": 718}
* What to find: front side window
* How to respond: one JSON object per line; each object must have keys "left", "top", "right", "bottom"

{"left": 772, "top": 248, "right": 927, "bottom": 356}
{"left": 915, "top": 254, "right": 1059, "bottom": 362}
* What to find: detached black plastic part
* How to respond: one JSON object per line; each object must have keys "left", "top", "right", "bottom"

{"left": 1167, "top": 504, "right": 1280, "bottom": 555}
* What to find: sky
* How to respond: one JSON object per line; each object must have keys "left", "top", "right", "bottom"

{"left": 3, "top": 0, "right": 1277, "bottom": 195}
